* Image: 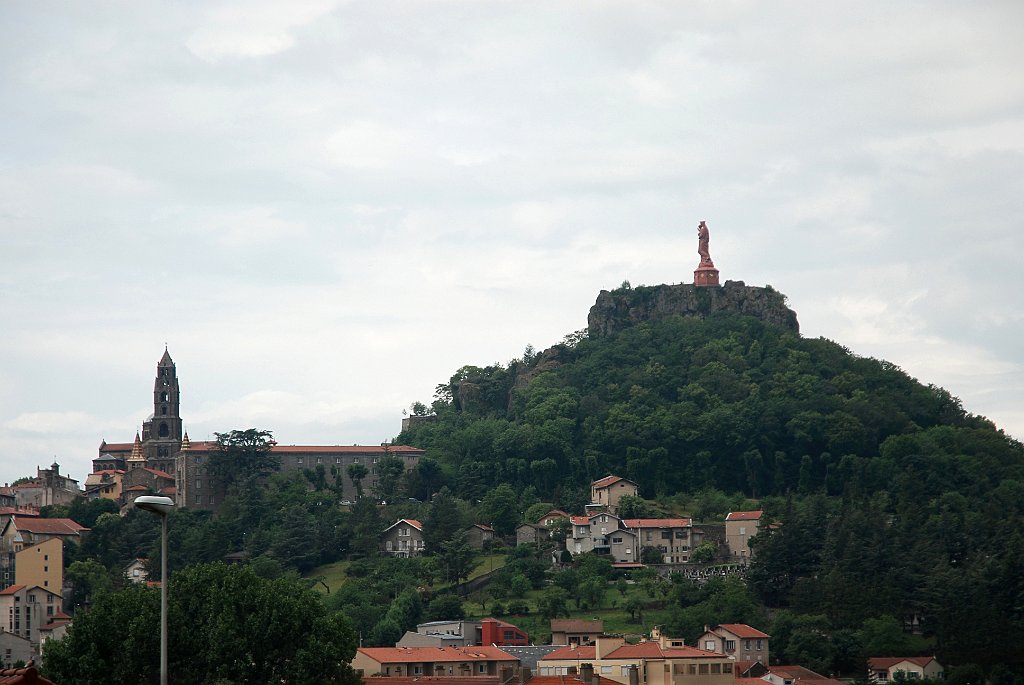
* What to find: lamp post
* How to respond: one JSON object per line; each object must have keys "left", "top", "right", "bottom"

{"left": 135, "top": 495, "right": 175, "bottom": 685}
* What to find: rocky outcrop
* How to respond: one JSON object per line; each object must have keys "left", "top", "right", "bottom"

{"left": 587, "top": 281, "right": 799, "bottom": 338}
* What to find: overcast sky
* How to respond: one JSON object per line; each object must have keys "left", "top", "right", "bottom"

{"left": 1, "top": 1, "right": 1022, "bottom": 486}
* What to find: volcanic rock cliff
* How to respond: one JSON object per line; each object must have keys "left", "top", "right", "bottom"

{"left": 587, "top": 281, "right": 799, "bottom": 338}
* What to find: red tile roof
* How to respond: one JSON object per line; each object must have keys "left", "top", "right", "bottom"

{"left": 592, "top": 475, "right": 635, "bottom": 489}
{"left": 0, "top": 507, "right": 39, "bottom": 518}
{"left": 766, "top": 666, "right": 844, "bottom": 685}
{"left": 13, "top": 518, "right": 88, "bottom": 535}
{"left": 364, "top": 678, "right": 502, "bottom": 685}
{"left": 623, "top": 518, "right": 692, "bottom": 528}
{"left": 570, "top": 516, "right": 589, "bottom": 525}
{"left": 725, "top": 511, "right": 763, "bottom": 521}
{"left": 867, "top": 657, "right": 938, "bottom": 670}
{"left": 0, "top": 585, "right": 25, "bottom": 595}
{"left": 535, "top": 509, "right": 569, "bottom": 524}
{"left": 0, "top": 664, "right": 58, "bottom": 685}
{"left": 384, "top": 519, "right": 423, "bottom": 533}
{"left": 713, "top": 624, "right": 770, "bottom": 639}
{"left": 144, "top": 468, "right": 174, "bottom": 479}
{"left": 358, "top": 646, "right": 516, "bottom": 664}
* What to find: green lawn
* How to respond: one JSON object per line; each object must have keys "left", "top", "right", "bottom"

{"left": 305, "top": 560, "right": 351, "bottom": 594}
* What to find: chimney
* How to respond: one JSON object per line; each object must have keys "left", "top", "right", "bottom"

{"left": 580, "top": 664, "right": 594, "bottom": 683}
{"left": 628, "top": 665, "right": 639, "bottom": 685}
{"left": 595, "top": 636, "right": 625, "bottom": 659}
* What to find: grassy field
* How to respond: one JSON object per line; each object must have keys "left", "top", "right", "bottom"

{"left": 464, "top": 583, "right": 671, "bottom": 644}
{"left": 305, "top": 560, "right": 352, "bottom": 594}
{"left": 304, "top": 553, "right": 507, "bottom": 596}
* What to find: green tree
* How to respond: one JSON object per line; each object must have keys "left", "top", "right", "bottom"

{"left": 373, "top": 452, "right": 406, "bottom": 503}
{"left": 690, "top": 542, "right": 718, "bottom": 564}
{"left": 206, "top": 429, "right": 279, "bottom": 493}
{"left": 538, "top": 587, "right": 570, "bottom": 620}
{"left": 426, "top": 593, "right": 465, "bottom": 621}
{"left": 65, "top": 558, "right": 115, "bottom": 607}
{"left": 478, "top": 483, "right": 521, "bottom": 536}
{"left": 424, "top": 487, "right": 466, "bottom": 553}
{"left": 346, "top": 462, "right": 369, "bottom": 498}
{"left": 439, "top": 530, "right": 476, "bottom": 585}
{"left": 44, "top": 563, "right": 360, "bottom": 685}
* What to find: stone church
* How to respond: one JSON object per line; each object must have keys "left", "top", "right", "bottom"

{"left": 94, "top": 349, "right": 423, "bottom": 511}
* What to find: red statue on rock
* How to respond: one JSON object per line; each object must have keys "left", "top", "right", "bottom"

{"left": 693, "top": 220, "right": 720, "bottom": 287}
{"left": 697, "top": 220, "right": 714, "bottom": 267}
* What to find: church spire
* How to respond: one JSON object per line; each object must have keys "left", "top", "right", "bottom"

{"left": 128, "top": 431, "right": 146, "bottom": 469}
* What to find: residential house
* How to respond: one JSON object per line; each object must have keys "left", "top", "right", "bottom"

{"left": 467, "top": 524, "right": 494, "bottom": 549}
{"left": 125, "top": 558, "right": 150, "bottom": 584}
{"left": 625, "top": 519, "right": 695, "bottom": 564}
{"left": 83, "top": 469, "right": 125, "bottom": 502}
{"left": 352, "top": 645, "right": 518, "bottom": 677}
{"left": 589, "top": 476, "right": 639, "bottom": 515}
{"left": 516, "top": 510, "right": 570, "bottom": 546}
{"left": 0, "top": 517, "right": 87, "bottom": 592}
{"left": 37, "top": 610, "right": 73, "bottom": 650}
{"left": 382, "top": 519, "right": 425, "bottom": 557}
{"left": 14, "top": 538, "right": 63, "bottom": 594}
{"left": 398, "top": 618, "right": 529, "bottom": 648}
{"left": 539, "top": 629, "right": 735, "bottom": 685}
{"left": 761, "top": 665, "right": 845, "bottom": 685}
{"left": 724, "top": 512, "right": 763, "bottom": 562}
{"left": 0, "top": 631, "right": 33, "bottom": 669}
{"left": 697, "top": 624, "right": 770, "bottom": 665}
{"left": 0, "top": 584, "right": 63, "bottom": 649}
{"left": 867, "top": 657, "right": 944, "bottom": 683}
{"left": 569, "top": 513, "right": 639, "bottom": 563}
{"left": 550, "top": 619, "right": 604, "bottom": 646}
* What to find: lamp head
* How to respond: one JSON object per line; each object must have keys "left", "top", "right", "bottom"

{"left": 135, "top": 495, "right": 175, "bottom": 517}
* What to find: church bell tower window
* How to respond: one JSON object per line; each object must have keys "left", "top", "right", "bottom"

{"left": 159, "top": 423, "right": 170, "bottom": 437}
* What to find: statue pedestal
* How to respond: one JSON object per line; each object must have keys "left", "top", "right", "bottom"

{"left": 694, "top": 265, "right": 720, "bottom": 287}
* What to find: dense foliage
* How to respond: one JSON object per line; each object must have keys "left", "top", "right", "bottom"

{"left": 398, "top": 311, "right": 1024, "bottom": 669}
{"left": 400, "top": 312, "right": 1000, "bottom": 506}
{"left": 43, "top": 562, "right": 361, "bottom": 685}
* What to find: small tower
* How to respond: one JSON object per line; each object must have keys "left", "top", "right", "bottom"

{"left": 127, "top": 432, "right": 146, "bottom": 471}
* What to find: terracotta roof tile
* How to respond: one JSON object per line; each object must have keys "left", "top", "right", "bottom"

{"left": 867, "top": 657, "right": 937, "bottom": 670}
{"left": 714, "top": 624, "right": 770, "bottom": 639}
{"left": 622, "top": 518, "right": 692, "bottom": 528}
{"left": 13, "top": 518, "right": 88, "bottom": 535}
{"left": 725, "top": 511, "right": 763, "bottom": 521}
{"left": 358, "top": 646, "right": 516, "bottom": 664}
{"left": 592, "top": 475, "right": 635, "bottom": 489}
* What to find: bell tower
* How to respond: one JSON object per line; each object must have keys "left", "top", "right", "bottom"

{"left": 141, "top": 346, "right": 183, "bottom": 473}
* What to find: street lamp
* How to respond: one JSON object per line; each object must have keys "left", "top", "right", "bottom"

{"left": 135, "top": 495, "right": 174, "bottom": 685}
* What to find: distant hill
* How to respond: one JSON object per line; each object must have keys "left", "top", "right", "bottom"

{"left": 400, "top": 282, "right": 1018, "bottom": 506}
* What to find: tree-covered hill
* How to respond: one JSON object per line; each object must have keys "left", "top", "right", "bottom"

{"left": 399, "top": 308, "right": 1017, "bottom": 508}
